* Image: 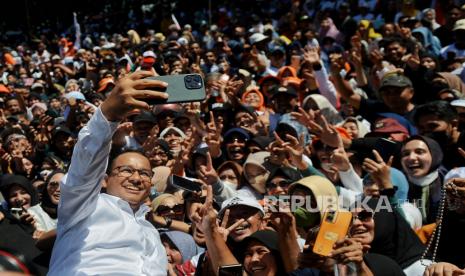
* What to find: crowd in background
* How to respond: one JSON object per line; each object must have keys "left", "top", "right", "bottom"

{"left": 1, "top": 0, "right": 465, "bottom": 275}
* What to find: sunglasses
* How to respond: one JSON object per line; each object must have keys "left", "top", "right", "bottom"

{"left": 157, "top": 204, "right": 184, "bottom": 215}
{"left": 266, "top": 180, "right": 292, "bottom": 190}
{"left": 48, "top": 181, "right": 60, "bottom": 189}
{"left": 353, "top": 210, "right": 374, "bottom": 223}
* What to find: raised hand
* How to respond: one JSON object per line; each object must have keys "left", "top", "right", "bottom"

{"left": 331, "top": 145, "right": 351, "bottom": 172}
{"left": 218, "top": 209, "right": 245, "bottom": 241}
{"left": 274, "top": 132, "right": 307, "bottom": 170}
{"left": 291, "top": 107, "right": 316, "bottom": 127}
{"left": 205, "top": 112, "right": 222, "bottom": 157}
{"left": 303, "top": 46, "right": 321, "bottom": 65}
{"left": 312, "top": 112, "right": 342, "bottom": 148}
{"left": 100, "top": 71, "right": 168, "bottom": 122}
{"left": 198, "top": 152, "right": 220, "bottom": 186}
{"left": 362, "top": 150, "right": 393, "bottom": 189}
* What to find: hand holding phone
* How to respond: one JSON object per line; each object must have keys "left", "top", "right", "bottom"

{"left": 145, "top": 74, "right": 206, "bottom": 105}
{"left": 313, "top": 209, "right": 352, "bottom": 256}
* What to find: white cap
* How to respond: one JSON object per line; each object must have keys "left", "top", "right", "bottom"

{"left": 159, "top": 126, "right": 186, "bottom": 139}
{"left": 451, "top": 99, "right": 465, "bottom": 108}
{"left": 249, "top": 33, "right": 268, "bottom": 45}
{"left": 219, "top": 196, "right": 265, "bottom": 217}
{"left": 143, "top": 50, "right": 157, "bottom": 58}
{"left": 31, "top": 82, "right": 44, "bottom": 90}
{"left": 454, "top": 19, "right": 465, "bottom": 31}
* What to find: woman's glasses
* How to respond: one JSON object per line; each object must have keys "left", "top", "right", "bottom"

{"left": 266, "top": 180, "right": 292, "bottom": 190}
{"left": 157, "top": 204, "right": 184, "bottom": 215}
{"left": 353, "top": 210, "right": 374, "bottom": 223}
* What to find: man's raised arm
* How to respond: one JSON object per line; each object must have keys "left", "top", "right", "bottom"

{"left": 58, "top": 71, "right": 168, "bottom": 229}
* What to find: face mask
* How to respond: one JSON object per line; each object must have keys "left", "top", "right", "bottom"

{"left": 426, "top": 131, "right": 451, "bottom": 147}
{"left": 320, "top": 162, "right": 334, "bottom": 172}
{"left": 222, "top": 180, "right": 238, "bottom": 190}
{"left": 248, "top": 172, "right": 270, "bottom": 194}
{"left": 293, "top": 207, "right": 320, "bottom": 229}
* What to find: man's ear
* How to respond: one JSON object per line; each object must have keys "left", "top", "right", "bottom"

{"left": 451, "top": 118, "right": 459, "bottom": 129}
{"left": 102, "top": 174, "right": 109, "bottom": 189}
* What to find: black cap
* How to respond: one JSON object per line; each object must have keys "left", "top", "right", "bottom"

{"left": 52, "top": 125, "right": 75, "bottom": 138}
{"left": 379, "top": 74, "right": 412, "bottom": 91}
{"left": 133, "top": 111, "right": 157, "bottom": 124}
{"left": 270, "top": 86, "right": 298, "bottom": 98}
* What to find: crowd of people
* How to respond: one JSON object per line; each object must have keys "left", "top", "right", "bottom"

{"left": 1, "top": 0, "right": 465, "bottom": 275}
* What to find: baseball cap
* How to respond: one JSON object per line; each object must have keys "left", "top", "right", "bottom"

{"left": 52, "top": 125, "right": 75, "bottom": 138}
{"left": 270, "top": 86, "right": 298, "bottom": 98}
{"left": 133, "top": 111, "right": 156, "bottom": 124}
{"left": 219, "top": 195, "right": 265, "bottom": 218}
{"left": 31, "top": 82, "right": 44, "bottom": 91}
{"left": 379, "top": 73, "right": 412, "bottom": 91}
{"left": 270, "top": 45, "right": 285, "bottom": 55}
{"left": 223, "top": 128, "right": 251, "bottom": 142}
{"left": 453, "top": 19, "right": 465, "bottom": 31}
{"left": 371, "top": 117, "right": 409, "bottom": 134}
{"left": 365, "top": 117, "right": 409, "bottom": 142}
{"left": 249, "top": 33, "right": 268, "bottom": 45}
{"left": 451, "top": 99, "right": 465, "bottom": 108}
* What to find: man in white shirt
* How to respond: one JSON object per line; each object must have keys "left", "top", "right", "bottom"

{"left": 49, "top": 71, "right": 169, "bottom": 275}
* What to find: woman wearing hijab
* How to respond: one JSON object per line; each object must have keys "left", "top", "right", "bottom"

{"left": 27, "top": 170, "right": 65, "bottom": 232}
{"left": 302, "top": 94, "right": 343, "bottom": 125}
{"left": 318, "top": 17, "right": 341, "bottom": 42}
{"left": 241, "top": 88, "right": 274, "bottom": 134}
{"left": 412, "top": 26, "right": 442, "bottom": 57}
{"left": 237, "top": 230, "right": 288, "bottom": 276}
{"left": 421, "top": 8, "right": 441, "bottom": 31}
{"left": 401, "top": 135, "right": 445, "bottom": 224}
{"left": 339, "top": 117, "right": 370, "bottom": 139}
{"left": 349, "top": 202, "right": 415, "bottom": 276}
{"left": 353, "top": 197, "right": 431, "bottom": 275}
{"left": 161, "top": 230, "right": 204, "bottom": 276}
{"left": 238, "top": 151, "right": 276, "bottom": 200}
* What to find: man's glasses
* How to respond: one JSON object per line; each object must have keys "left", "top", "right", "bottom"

{"left": 353, "top": 210, "right": 374, "bottom": 223}
{"left": 112, "top": 166, "right": 153, "bottom": 181}
{"left": 156, "top": 204, "right": 184, "bottom": 215}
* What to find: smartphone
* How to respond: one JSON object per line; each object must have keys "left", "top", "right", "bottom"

{"left": 145, "top": 74, "right": 206, "bottom": 105}
{"left": 218, "top": 264, "right": 243, "bottom": 276}
{"left": 170, "top": 175, "right": 202, "bottom": 193}
{"left": 374, "top": 138, "right": 400, "bottom": 163}
{"left": 10, "top": 207, "right": 24, "bottom": 220}
{"left": 313, "top": 209, "right": 352, "bottom": 257}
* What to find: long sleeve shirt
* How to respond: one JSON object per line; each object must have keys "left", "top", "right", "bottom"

{"left": 48, "top": 108, "right": 167, "bottom": 276}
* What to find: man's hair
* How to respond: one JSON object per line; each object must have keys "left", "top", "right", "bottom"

{"left": 106, "top": 148, "right": 150, "bottom": 175}
{"left": 413, "top": 101, "right": 457, "bottom": 126}
{"left": 380, "top": 35, "right": 408, "bottom": 49}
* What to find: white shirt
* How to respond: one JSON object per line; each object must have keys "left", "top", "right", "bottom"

{"left": 28, "top": 204, "right": 57, "bottom": 232}
{"left": 49, "top": 108, "right": 167, "bottom": 276}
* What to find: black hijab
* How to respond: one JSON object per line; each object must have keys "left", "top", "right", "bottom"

{"left": 403, "top": 135, "right": 444, "bottom": 173}
{"left": 0, "top": 174, "right": 39, "bottom": 208}
{"left": 366, "top": 197, "right": 426, "bottom": 269}
{"left": 236, "top": 230, "right": 286, "bottom": 276}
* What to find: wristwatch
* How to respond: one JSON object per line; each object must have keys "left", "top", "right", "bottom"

{"left": 164, "top": 217, "right": 173, "bottom": 228}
